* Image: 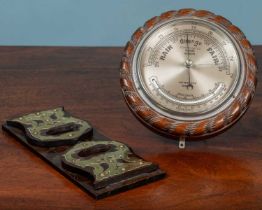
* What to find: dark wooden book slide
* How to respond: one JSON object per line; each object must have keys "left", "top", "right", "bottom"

{"left": 2, "top": 107, "right": 165, "bottom": 199}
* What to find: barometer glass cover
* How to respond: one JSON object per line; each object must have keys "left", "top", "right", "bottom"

{"left": 120, "top": 9, "right": 257, "bottom": 139}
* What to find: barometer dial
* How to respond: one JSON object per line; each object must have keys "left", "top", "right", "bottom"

{"left": 120, "top": 9, "right": 257, "bottom": 139}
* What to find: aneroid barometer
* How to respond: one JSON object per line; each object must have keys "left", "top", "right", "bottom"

{"left": 120, "top": 9, "right": 257, "bottom": 148}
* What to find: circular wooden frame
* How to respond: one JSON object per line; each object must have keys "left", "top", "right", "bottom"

{"left": 120, "top": 9, "right": 257, "bottom": 139}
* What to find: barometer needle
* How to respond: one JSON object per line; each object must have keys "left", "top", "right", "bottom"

{"left": 185, "top": 34, "right": 193, "bottom": 89}
{"left": 186, "top": 34, "right": 190, "bottom": 60}
{"left": 186, "top": 66, "right": 193, "bottom": 89}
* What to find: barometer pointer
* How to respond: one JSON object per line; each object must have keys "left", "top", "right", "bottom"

{"left": 185, "top": 33, "right": 193, "bottom": 90}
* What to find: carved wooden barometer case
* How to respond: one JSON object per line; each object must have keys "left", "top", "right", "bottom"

{"left": 120, "top": 9, "right": 257, "bottom": 147}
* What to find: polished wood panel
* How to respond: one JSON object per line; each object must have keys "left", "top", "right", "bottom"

{"left": 0, "top": 46, "right": 261, "bottom": 209}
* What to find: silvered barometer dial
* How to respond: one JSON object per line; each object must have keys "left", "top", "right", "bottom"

{"left": 120, "top": 9, "right": 257, "bottom": 144}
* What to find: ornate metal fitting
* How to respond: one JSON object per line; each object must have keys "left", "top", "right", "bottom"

{"left": 62, "top": 140, "right": 156, "bottom": 189}
{"left": 6, "top": 107, "right": 93, "bottom": 147}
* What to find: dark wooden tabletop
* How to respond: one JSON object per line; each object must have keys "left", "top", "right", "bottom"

{"left": 0, "top": 46, "right": 261, "bottom": 210}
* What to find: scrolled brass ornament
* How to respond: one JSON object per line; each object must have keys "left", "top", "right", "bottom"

{"left": 6, "top": 107, "right": 92, "bottom": 146}
{"left": 62, "top": 140, "right": 157, "bottom": 189}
